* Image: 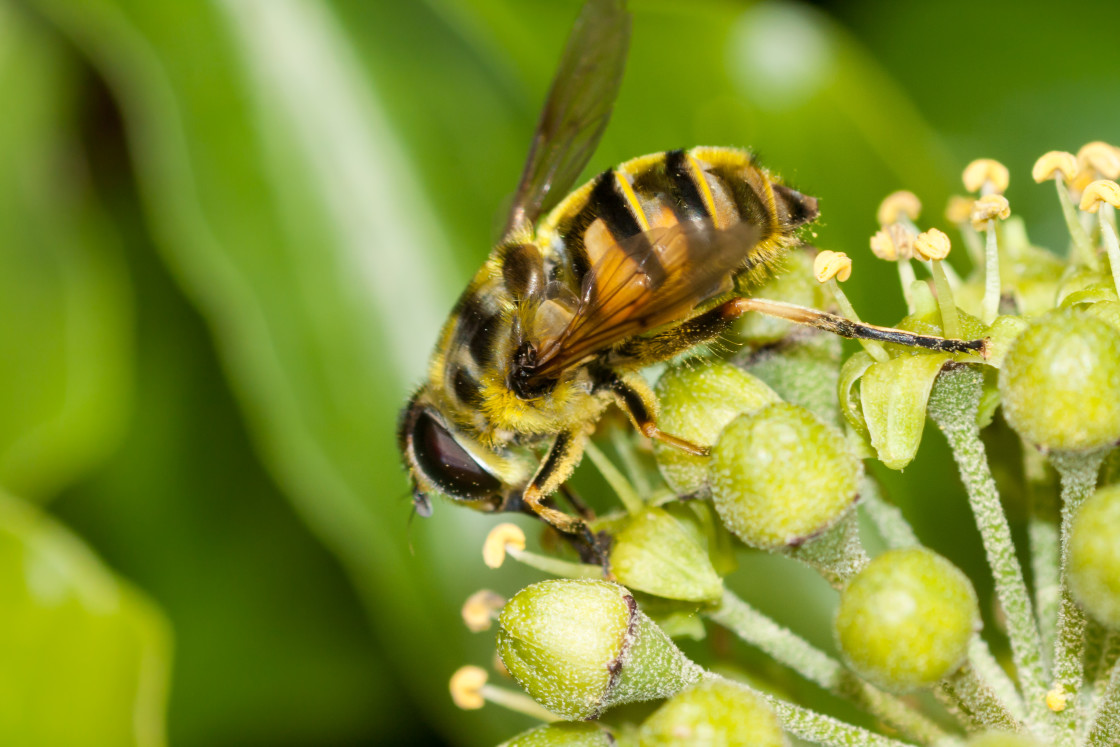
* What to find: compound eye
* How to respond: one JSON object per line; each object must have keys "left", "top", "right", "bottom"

{"left": 411, "top": 411, "right": 502, "bottom": 501}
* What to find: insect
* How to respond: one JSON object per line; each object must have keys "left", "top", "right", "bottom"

{"left": 398, "top": 0, "right": 983, "bottom": 549}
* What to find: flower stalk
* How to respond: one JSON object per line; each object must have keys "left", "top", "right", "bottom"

{"left": 926, "top": 367, "right": 1050, "bottom": 735}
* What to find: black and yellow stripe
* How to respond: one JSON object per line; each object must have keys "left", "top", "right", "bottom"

{"left": 439, "top": 147, "right": 818, "bottom": 413}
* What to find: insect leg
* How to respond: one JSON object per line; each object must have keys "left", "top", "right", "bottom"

{"left": 521, "top": 430, "right": 592, "bottom": 536}
{"left": 591, "top": 367, "right": 711, "bottom": 456}
{"left": 722, "top": 298, "right": 989, "bottom": 355}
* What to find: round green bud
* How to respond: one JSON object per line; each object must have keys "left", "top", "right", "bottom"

{"left": 499, "top": 722, "right": 614, "bottom": 747}
{"left": 610, "top": 507, "right": 723, "bottom": 603}
{"left": 496, "top": 580, "right": 702, "bottom": 720}
{"left": 639, "top": 678, "right": 788, "bottom": 747}
{"left": 964, "top": 732, "right": 1044, "bottom": 747}
{"left": 1069, "top": 484, "right": 1120, "bottom": 628}
{"left": 834, "top": 548, "right": 979, "bottom": 692}
{"left": 998, "top": 309, "right": 1120, "bottom": 452}
{"left": 709, "top": 403, "right": 861, "bottom": 549}
{"left": 654, "top": 362, "right": 779, "bottom": 496}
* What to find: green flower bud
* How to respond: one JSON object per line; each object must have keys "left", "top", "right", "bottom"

{"left": 654, "top": 362, "right": 779, "bottom": 495}
{"left": 639, "top": 678, "right": 788, "bottom": 747}
{"left": 500, "top": 722, "right": 615, "bottom": 747}
{"left": 496, "top": 580, "right": 703, "bottom": 720}
{"left": 964, "top": 732, "right": 1044, "bottom": 747}
{"left": 998, "top": 309, "right": 1120, "bottom": 452}
{"left": 709, "top": 403, "right": 861, "bottom": 549}
{"left": 1069, "top": 484, "right": 1120, "bottom": 628}
{"left": 610, "top": 507, "right": 723, "bottom": 603}
{"left": 834, "top": 548, "right": 980, "bottom": 693}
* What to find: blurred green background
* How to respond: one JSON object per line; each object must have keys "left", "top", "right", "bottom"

{"left": 2, "top": 0, "right": 1118, "bottom": 744}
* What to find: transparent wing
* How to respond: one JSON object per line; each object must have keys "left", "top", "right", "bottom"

{"left": 527, "top": 220, "right": 760, "bottom": 380}
{"left": 501, "top": 0, "right": 631, "bottom": 238}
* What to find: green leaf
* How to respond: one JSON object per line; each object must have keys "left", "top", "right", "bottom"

{"left": 838, "top": 351, "right": 875, "bottom": 438}
{"left": 861, "top": 353, "right": 951, "bottom": 470}
{"left": 0, "top": 492, "right": 170, "bottom": 747}
{"left": 0, "top": 4, "right": 132, "bottom": 500}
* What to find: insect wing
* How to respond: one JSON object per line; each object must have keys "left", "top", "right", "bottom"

{"left": 502, "top": 0, "right": 631, "bottom": 238}
{"left": 529, "top": 220, "right": 761, "bottom": 379}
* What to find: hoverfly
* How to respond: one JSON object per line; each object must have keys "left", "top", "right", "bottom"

{"left": 398, "top": 0, "right": 982, "bottom": 550}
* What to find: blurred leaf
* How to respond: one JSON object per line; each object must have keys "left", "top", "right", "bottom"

{"left": 21, "top": 0, "right": 1090, "bottom": 743}
{"left": 0, "top": 2, "right": 132, "bottom": 500}
{"left": 0, "top": 491, "right": 169, "bottom": 747}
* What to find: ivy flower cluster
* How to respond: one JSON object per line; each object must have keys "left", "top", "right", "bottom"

{"left": 448, "top": 143, "right": 1120, "bottom": 747}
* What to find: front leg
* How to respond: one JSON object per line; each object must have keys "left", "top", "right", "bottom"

{"left": 590, "top": 366, "right": 710, "bottom": 456}
{"left": 519, "top": 430, "right": 591, "bottom": 535}
{"left": 518, "top": 429, "right": 610, "bottom": 564}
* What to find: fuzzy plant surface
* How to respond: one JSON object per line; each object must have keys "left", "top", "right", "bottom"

{"left": 447, "top": 146, "right": 1120, "bottom": 747}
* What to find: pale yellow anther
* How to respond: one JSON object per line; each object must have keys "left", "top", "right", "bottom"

{"left": 869, "top": 230, "right": 897, "bottom": 261}
{"left": 970, "top": 194, "right": 1011, "bottom": 229}
{"left": 876, "top": 190, "right": 922, "bottom": 226}
{"left": 962, "top": 158, "right": 1010, "bottom": 194}
{"left": 1031, "top": 151, "right": 1078, "bottom": 184}
{"left": 1046, "top": 687, "right": 1068, "bottom": 713}
{"left": 1079, "top": 179, "right": 1120, "bottom": 213}
{"left": 914, "top": 228, "right": 952, "bottom": 261}
{"left": 450, "top": 666, "right": 488, "bottom": 710}
{"left": 483, "top": 523, "right": 526, "bottom": 569}
{"left": 814, "top": 250, "right": 852, "bottom": 283}
{"left": 1077, "top": 141, "right": 1120, "bottom": 179}
{"left": 944, "top": 195, "right": 974, "bottom": 225}
{"left": 869, "top": 224, "right": 914, "bottom": 261}
{"left": 461, "top": 589, "right": 505, "bottom": 632}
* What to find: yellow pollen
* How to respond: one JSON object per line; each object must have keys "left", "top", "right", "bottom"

{"left": 483, "top": 523, "right": 526, "bottom": 568}
{"left": 1032, "top": 151, "right": 1078, "bottom": 184}
{"left": 877, "top": 190, "right": 922, "bottom": 226}
{"left": 1046, "top": 687, "right": 1068, "bottom": 713}
{"left": 970, "top": 194, "right": 1011, "bottom": 229}
{"left": 461, "top": 589, "right": 506, "bottom": 632}
{"left": 814, "top": 250, "right": 852, "bottom": 283}
{"left": 1079, "top": 179, "right": 1120, "bottom": 213}
{"left": 963, "top": 158, "right": 1010, "bottom": 194}
{"left": 1077, "top": 141, "right": 1120, "bottom": 179}
{"left": 914, "top": 228, "right": 952, "bottom": 261}
{"left": 450, "top": 666, "right": 488, "bottom": 710}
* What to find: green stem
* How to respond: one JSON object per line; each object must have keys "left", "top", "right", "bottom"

{"left": 762, "top": 692, "right": 927, "bottom": 747}
{"left": 969, "top": 637, "right": 1028, "bottom": 722}
{"left": 584, "top": 441, "right": 643, "bottom": 514}
{"left": 1098, "top": 215, "right": 1120, "bottom": 299}
{"left": 609, "top": 427, "right": 651, "bottom": 499}
{"left": 1056, "top": 178, "right": 1098, "bottom": 269}
{"left": 827, "top": 279, "right": 889, "bottom": 363}
{"left": 1024, "top": 446, "right": 1060, "bottom": 665}
{"left": 1047, "top": 448, "right": 1108, "bottom": 746}
{"left": 981, "top": 220, "right": 1001, "bottom": 324}
{"left": 929, "top": 259, "right": 961, "bottom": 338}
{"left": 926, "top": 368, "right": 1050, "bottom": 736}
{"left": 859, "top": 476, "right": 920, "bottom": 549}
{"left": 506, "top": 547, "right": 603, "bottom": 579}
{"left": 1086, "top": 659, "right": 1120, "bottom": 747}
{"left": 481, "top": 683, "right": 560, "bottom": 722}
{"left": 935, "top": 662, "right": 1024, "bottom": 733}
{"left": 898, "top": 259, "right": 917, "bottom": 315}
{"left": 706, "top": 590, "right": 948, "bottom": 745}
{"left": 959, "top": 222, "right": 985, "bottom": 269}
{"left": 785, "top": 512, "right": 869, "bottom": 590}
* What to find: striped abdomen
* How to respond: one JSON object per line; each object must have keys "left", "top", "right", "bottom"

{"left": 433, "top": 147, "right": 818, "bottom": 435}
